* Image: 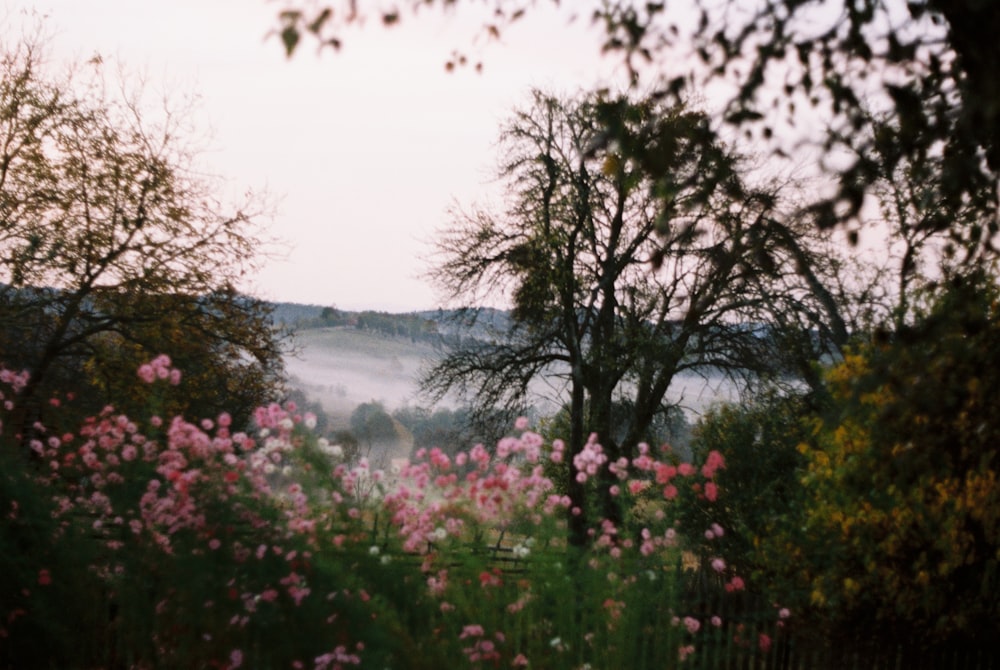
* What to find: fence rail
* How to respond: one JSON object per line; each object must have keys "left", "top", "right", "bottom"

{"left": 387, "top": 537, "right": 998, "bottom": 670}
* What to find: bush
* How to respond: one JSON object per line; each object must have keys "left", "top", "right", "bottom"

{"left": 675, "top": 391, "right": 810, "bottom": 583}
{"left": 1, "top": 357, "right": 784, "bottom": 669}
{"left": 769, "top": 273, "right": 1000, "bottom": 643}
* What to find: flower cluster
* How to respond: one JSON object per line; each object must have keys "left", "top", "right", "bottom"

{"left": 137, "top": 354, "right": 182, "bottom": 385}
{"left": 1, "top": 357, "right": 787, "bottom": 670}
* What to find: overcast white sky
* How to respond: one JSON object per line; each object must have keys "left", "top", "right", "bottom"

{"left": 8, "top": 0, "right": 630, "bottom": 311}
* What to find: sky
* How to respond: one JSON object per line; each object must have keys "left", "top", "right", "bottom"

{"left": 6, "top": 0, "right": 630, "bottom": 312}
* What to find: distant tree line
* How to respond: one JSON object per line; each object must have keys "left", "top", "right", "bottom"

{"left": 277, "top": 304, "right": 444, "bottom": 346}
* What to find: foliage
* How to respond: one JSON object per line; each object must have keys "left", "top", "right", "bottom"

{"left": 766, "top": 272, "right": 1000, "bottom": 642}
{"left": 349, "top": 400, "right": 401, "bottom": 448}
{"left": 0, "top": 355, "right": 788, "bottom": 669}
{"left": 270, "top": 1, "right": 1000, "bottom": 261}
{"left": 392, "top": 404, "right": 479, "bottom": 457}
{"left": 674, "top": 391, "right": 810, "bottom": 584}
{"left": 354, "top": 310, "right": 441, "bottom": 344}
{"left": 0, "top": 32, "right": 285, "bottom": 428}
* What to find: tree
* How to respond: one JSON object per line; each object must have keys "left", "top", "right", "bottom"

{"left": 0, "top": 34, "right": 285, "bottom": 428}
{"left": 392, "top": 404, "right": 484, "bottom": 457}
{"left": 422, "top": 89, "right": 845, "bottom": 542}
{"left": 272, "top": 1, "right": 999, "bottom": 263}
{"left": 349, "top": 400, "right": 405, "bottom": 464}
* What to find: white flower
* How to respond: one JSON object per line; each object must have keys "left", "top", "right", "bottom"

{"left": 369, "top": 545, "right": 380, "bottom": 556}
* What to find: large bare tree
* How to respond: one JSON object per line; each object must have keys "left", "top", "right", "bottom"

{"left": 422, "top": 89, "right": 849, "bottom": 542}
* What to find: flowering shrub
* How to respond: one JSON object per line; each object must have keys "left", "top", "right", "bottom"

{"left": 1, "top": 356, "right": 786, "bottom": 669}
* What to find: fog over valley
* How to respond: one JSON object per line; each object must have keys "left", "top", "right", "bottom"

{"left": 282, "top": 323, "right": 740, "bottom": 436}
{"left": 283, "top": 327, "right": 437, "bottom": 428}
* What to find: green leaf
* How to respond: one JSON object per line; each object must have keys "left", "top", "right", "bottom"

{"left": 280, "top": 26, "right": 301, "bottom": 57}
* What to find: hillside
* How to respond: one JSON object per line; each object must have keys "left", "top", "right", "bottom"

{"left": 281, "top": 321, "right": 740, "bottom": 434}
{"left": 282, "top": 327, "right": 440, "bottom": 428}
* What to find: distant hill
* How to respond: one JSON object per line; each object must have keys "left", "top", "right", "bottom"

{"left": 270, "top": 301, "right": 514, "bottom": 349}
{"left": 276, "top": 302, "right": 741, "bottom": 433}
{"left": 272, "top": 303, "right": 526, "bottom": 438}
{"left": 281, "top": 326, "right": 441, "bottom": 428}
{"left": 270, "top": 301, "right": 327, "bottom": 326}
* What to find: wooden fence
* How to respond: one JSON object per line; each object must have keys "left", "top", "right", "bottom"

{"left": 673, "top": 567, "right": 999, "bottom": 670}
{"left": 477, "top": 540, "right": 1000, "bottom": 670}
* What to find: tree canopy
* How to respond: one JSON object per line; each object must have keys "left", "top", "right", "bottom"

{"left": 0, "top": 33, "right": 286, "bottom": 426}
{"left": 757, "top": 270, "right": 1000, "bottom": 642}
{"left": 272, "top": 0, "right": 1000, "bottom": 261}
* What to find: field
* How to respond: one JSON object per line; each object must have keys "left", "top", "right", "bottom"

{"left": 283, "top": 327, "right": 440, "bottom": 427}
{"left": 283, "top": 326, "right": 742, "bottom": 430}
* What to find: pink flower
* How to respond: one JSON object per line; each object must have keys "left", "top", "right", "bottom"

{"left": 655, "top": 463, "right": 676, "bottom": 483}
{"left": 759, "top": 633, "right": 772, "bottom": 653}
{"left": 514, "top": 416, "right": 529, "bottom": 431}
{"left": 711, "top": 557, "right": 726, "bottom": 572}
{"left": 704, "top": 481, "right": 719, "bottom": 501}
{"left": 38, "top": 569, "right": 52, "bottom": 586}
{"left": 137, "top": 364, "right": 155, "bottom": 384}
{"left": 511, "top": 653, "right": 529, "bottom": 666}
{"left": 702, "top": 450, "right": 726, "bottom": 478}
{"left": 683, "top": 616, "right": 700, "bottom": 634}
{"left": 460, "top": 624, "right": 485, "bottom": 639}
{"left": 229, "top": 649, "right": 243, "bottom": 669}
